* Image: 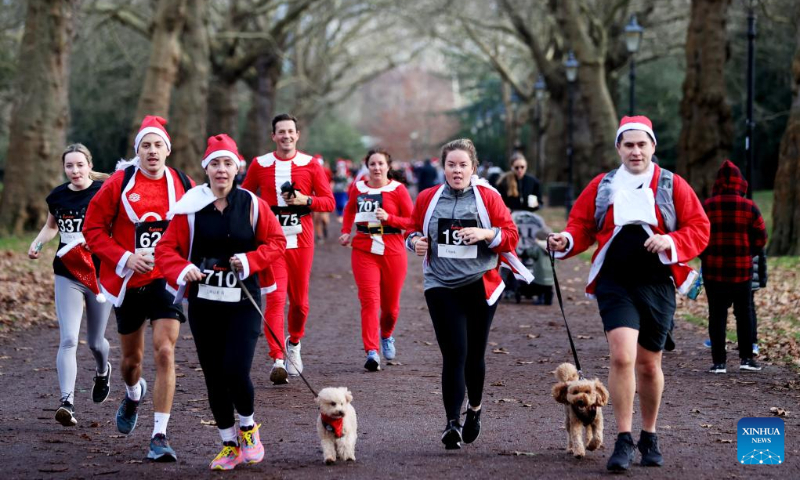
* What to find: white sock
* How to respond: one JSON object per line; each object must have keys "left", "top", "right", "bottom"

{"left": 469, "top": 404, "right": 481, "bottom": 412}
{"left": 153, "top": 412, "right": 170, "bottom": 437}
{"left": 239, "top": 413, "right": 255, "bottom": 429}
{"left": 125, "top": 381, "right": 142, "bottom": 401}
{"left": 219, "top": 426, "right": 238, "bottom": 444}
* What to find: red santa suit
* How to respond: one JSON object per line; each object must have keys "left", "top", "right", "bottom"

{"left": 84, "top": 166, "right": 194, "bottom": 306}
{"left": 341, "top": 180, "right": 413, "bottom": 353}
{"left": 407, "top": 176, "right": 533, "bottom": 305}
{"left": 554, "top": 163, "right": 710, "bottom": 297}
{"left": 241, "top": 150, "right": 335, "bottom": 359}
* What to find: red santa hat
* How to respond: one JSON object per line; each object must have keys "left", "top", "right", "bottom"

{"left": 202, "top": 134, "right": 242, "bottom": 169}
{"left": 134, "top": 115, "right": 172, "bottom": 153}
{"left": 57, "top": 240, "right": 105, "bottom": 303}
{"left": 615, "top": 115, "right": 656, "bottom": 145}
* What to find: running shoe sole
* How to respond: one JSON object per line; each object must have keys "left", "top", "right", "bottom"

{"left": 147, "top": 450, "right": 178, "bottom": 462}
{"left": 441, "top": 429, "right": 462, "bottom": 450}
{"left": 55, "top": 406, "right": 77, "bottom": 427}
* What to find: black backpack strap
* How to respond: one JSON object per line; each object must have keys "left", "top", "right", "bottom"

{"left": 172, "top": 168, "right": 193, "bottom": 192}
{"left": 114, "top": 165, "right": 137, "bottom": 220}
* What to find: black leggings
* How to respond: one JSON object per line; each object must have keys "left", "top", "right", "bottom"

{"left": 188, "top": 299, "right": 261, "bottom": 429}
{"left": 705, "top": 280, "right": 753, "bottom": 364}
{"left": 425, "top": 280, "right": 498, "bottom": 422}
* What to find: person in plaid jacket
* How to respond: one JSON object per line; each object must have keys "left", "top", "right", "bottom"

{"left": 700, "top": 160, "right": 767, "bottom": 374}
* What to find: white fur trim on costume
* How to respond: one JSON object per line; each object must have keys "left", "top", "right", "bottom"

{"left": 115, "top": 251, "right": 134, "bottom": 278}
{"left": 169, "top": 184, "right": 216, "bottom": 216}
{"left": 235, "top": 253, "right": 250, "bottom": 280}
{"left": 355, "top": 180, "right": 402, "bottom": 193}
{"left": 55, "top": 238, "right": 85, "bottom": 257}
{"left": 176, "top": 264, "right": 197, "bottom": 286}
{"left": 678, "top": 268, "right": 698, "bottom": 295}
{"left": 261, "top": 283, "right": 277, "bottom": 295}
{"left": 135, "top": 127, "right": 171, "bottom": 153}
{"left": 642, "top": 225, "right": 678, "bottom": 265}
{"left": 487, "top": 227, "right": 501, "bottom": 249}
{"left": 616, "top": 122, "right": 656, "bottom": 145}
{"left": 202, "top": 150, "right": 240, "bottom": 169}
{"left": 553, "top": 231, "right": 575, "bottom": 259}
{"left": 486, "top": 281, "right": 505, "bottom": 306}
{"left": 115, "top": 157, "right": 140, "bottom": 171}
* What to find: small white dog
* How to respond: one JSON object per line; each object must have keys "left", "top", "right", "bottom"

{"left": 315, "top": 387, "right": 357, "bottom": 464}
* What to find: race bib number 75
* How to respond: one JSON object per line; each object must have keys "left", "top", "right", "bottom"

{"left": 437, "top": 218, "right": 478, "bottom": 259}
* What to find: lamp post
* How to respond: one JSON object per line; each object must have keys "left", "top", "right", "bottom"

{"left": 625, "top": 14, "right": 644, "bottom": 115}
{"left": 745, "top": 1, "right": 757, "bottom": 199}
{"left": 534, "top": 74, "right": 547, "bottom": 181}
{"left": 564, "top": 51, "right": 579, "bottom": 216}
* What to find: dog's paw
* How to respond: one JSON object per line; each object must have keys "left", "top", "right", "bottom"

{"left": 346, "top": 456, "right": 356, "bottom": 462}
{"left": 324, "top": 457, "right": 336, "bottom": 465}
{"left": 587, "top": 439, "right": 602, "bottom": 451}
{"left": 573, "top": 450, "right": 585, "bottom": 459}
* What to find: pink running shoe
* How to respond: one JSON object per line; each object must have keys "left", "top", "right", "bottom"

{"left": 209, "top": 443, "right": 243, "bottom": 471}
{"left": 239, "top": 423, "right": 265, "bottom": 463}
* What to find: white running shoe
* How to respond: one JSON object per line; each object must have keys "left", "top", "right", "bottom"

{"left": 285, "top": 337, "right": 303, "bottom": 376}
{"left": 269, "top": 359, "right": 288, "bottom": 385}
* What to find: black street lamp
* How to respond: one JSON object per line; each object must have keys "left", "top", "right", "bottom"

{"left": 625, "top": 14, "right": 644, "bottom": 115}
{"left": 745, "top": 1, "right": 757, "bottom": 199}
{"left": 564, "top": 51, "right": 579, "bottom": 216}
{"left": 534, "top": 74, "right": 547, "bottom": 181}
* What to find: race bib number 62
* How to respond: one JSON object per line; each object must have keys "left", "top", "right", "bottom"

{"left": 134, "top": 220, "right": 168, "bottom": 257}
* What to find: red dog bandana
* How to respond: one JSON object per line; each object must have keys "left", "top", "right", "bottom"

{"left": 320, "top": 414, "right": 344, "bottom": 438}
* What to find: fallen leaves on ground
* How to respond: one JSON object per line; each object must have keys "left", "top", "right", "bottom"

{"left": 770, "top": 407, "right": 788, "bottom": 417}
{"left": 676, "top": 258, "right": 800, "bottom": 370}
{"left": 0, "top": 250, "right": 56, "bottom": 330}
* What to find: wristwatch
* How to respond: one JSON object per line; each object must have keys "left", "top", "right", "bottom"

{"left": 306, "top": 196, "right": 313, "bottom": 206}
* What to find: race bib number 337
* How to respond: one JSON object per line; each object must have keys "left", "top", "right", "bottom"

{"left": 437, "top": 218, "right": 478, "bottom": 259}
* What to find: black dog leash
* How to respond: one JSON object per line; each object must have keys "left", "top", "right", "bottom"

{"left": 233, "top": 262, "right": 319, "bottom": 398}
{"left": 546, "top": 240, "right": 583, "bottom": 379}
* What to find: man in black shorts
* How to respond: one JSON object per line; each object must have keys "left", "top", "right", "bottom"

{"left": 84, "top": 116, "right": 194, "bottom": 462}
{"left": 548, "top": 116, "right": 709, "bottom": 471}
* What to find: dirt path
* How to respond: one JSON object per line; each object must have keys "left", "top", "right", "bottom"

{"left": 0, "top": 238, "right": 797, "bottom": 479}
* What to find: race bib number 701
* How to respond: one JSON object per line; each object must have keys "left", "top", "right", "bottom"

{"left": 355, "top": 193, "right": 382, "bottom": 223}
{"left": 437, "top": 218, "right": 478, "bottom": 259}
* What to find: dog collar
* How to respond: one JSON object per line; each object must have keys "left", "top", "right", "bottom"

{"left": 321, "top": 413, "right": 344, "bottom": 438}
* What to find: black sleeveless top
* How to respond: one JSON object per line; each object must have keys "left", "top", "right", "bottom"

{"left": 188, "top": 188, "right": 261, "bottom": 303}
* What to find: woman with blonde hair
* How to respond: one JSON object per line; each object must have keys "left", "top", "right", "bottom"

{"left": 28, "top": 143, "right": 112, "bottom": 427}
{"left": 496, "top": 152, "right": 541, "bottom": 212}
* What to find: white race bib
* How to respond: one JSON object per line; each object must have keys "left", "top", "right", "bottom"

{"left": 197, "top": 284, "right": 242, "bottom": 303}
{"left": 437, "top": 218, "right": 478, "bottom": 259}
{"left": 355, "top": 193, "right": 382, "bottom": 223}
{"left": 613, "top": 189, "right": 657, "bottom": 226}
{"left": 60, "top": 231, "right": 85, "bottom": 244}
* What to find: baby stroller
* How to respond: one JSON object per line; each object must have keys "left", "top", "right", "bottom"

{"left": 503, "top": 211, "right": 549, "bottom": 303}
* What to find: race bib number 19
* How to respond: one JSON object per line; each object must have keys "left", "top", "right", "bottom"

{"left": 355, "top": 193, "right": 382, "bottom": 223}
{"left": 437, "top": 218, "right": 478, "bottom": 259}
{"left": 134, "top": 220, "right": 168, "bottom": 258}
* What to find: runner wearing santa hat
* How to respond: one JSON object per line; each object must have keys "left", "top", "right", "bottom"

{"left": 338, "top": 148, "right": 413, "bottom": 371}
{"left": 405, "top": 139, "right": 532, "bottom": 450}
{"left": 548, "top": 115, "right": 709, "bottom": 471}
{"left": 84, "top": 115, "right": 194, "bottom": 462}
{"left": 156, "top": 134, "right": 285, "bottom": 470}
{"left": 28, "top": 143, "right": 112, "bottom": 427}
{"left": 241, "top": 113, "right": 335, "bottom": 383}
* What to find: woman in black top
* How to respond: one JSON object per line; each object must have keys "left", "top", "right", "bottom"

{"left": 28, "top": 144, "right": 112, "bottom": 427}
{"left": 496, "top": 153, "right": 541, "bottom": 212}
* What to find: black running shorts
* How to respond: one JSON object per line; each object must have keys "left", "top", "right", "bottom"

{"left": 114, "top": 279, "right": 186, "bottom": 335}
{"left": 595, "top": 277, "right": 676, "bottom": 352}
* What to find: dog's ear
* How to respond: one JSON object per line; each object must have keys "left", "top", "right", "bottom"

{"left": 593, "top": 380, "right": 609, "bottom": 406}
{"left": 552, "top": 382, "right": 569, "bottom": 404}
{"left": 345, "top": 389, "right": 353, "bottom": 403}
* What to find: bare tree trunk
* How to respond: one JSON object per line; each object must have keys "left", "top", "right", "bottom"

{"left": 206, "top": 77, "right": 239, "bottom": 139}
{"left": 677, "top": 0, "right": 733, "bottom": 199}
{"left": 128, "top": 0, "right": 188, "bottom": 147}
{"left": 169, "top": 0, "right": 209, "bottom": 181}
{"left": 768, "top": 23, "right": 800, "bottom": 256}
{"left": 560, "top": 0, "right": 619, "bottom": 184}
{"left": 0, "top": 0, "right": 76, "bottom": 234}
{"left": 240, "top": 54, "right": 281, "bottom": 160}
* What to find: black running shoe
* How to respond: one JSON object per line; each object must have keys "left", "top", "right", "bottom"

{"left": 739, "top": 358, "right": 762, "bottom": 371}
{"left": 607, "top": 432, "right": 636, "bottom": 472}
{"left": 441, "top": 419, "right": 463, "bottom": 450}
{"left": 92, "top": 362, "right": 112, "bottom": 403}
{"left": 638, "top": 431, "right": 664, "bottom": 466}
{"left": 462, "top": 408, "right": 481, "bottom": 444}
{"left": 55, "top": 400, "right": 77, "bottom": 427}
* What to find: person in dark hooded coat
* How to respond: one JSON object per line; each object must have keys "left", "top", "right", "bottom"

{"left": 700, "top": 160, "right": 767, "bottom": 374}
